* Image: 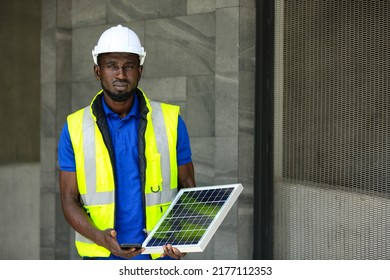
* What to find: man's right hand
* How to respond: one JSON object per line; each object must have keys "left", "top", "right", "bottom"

{"left": 97, "top": 229, "right": 145, "bottom": 259}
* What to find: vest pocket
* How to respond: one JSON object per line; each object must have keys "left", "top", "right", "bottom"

{"left": 145, "top": 153, "right": 163, "bottom": 193}
{"left": 95, "top": 152, "right": 114, "bottom": 192}
{"left": 159, "top": 201, "right": 171, "bottom": 214}
{"left": 145, "top": 202, "right": 172, "bottom": 233}
{"left": 84, "top": 204, "right": 114, "bottom": 230}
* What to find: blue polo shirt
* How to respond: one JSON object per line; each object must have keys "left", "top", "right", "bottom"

{"left": 58, "top": 94, "right": 192, "bottom": 260}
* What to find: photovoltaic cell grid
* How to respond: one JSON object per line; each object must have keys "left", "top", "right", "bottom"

{"left": 142, "top": 184, "right": 243, "bottom": 254}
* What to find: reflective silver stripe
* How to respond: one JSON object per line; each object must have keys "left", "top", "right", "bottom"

{"left": 76, "top": 107, "right": 114, "bottom": 245}
{"left": 81, "top": 107, "right": 96, "bottom": 205}
{"left": 149, "top": 101, "right": 176, "bottom": 204}
{"left": 79, "top": 106, "right": 114, "bottom": 206}
{"left": 76, "top": 232, "right": 94, "bottom": 244}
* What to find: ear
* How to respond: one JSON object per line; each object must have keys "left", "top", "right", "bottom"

{"left": 94, "top": 65, "right": 101, "bottom": 80}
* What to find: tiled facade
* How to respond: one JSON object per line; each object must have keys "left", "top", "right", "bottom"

{"left": 40, "top": 0, "right": 255, "bottom": 259}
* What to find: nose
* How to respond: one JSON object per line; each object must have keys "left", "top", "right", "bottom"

{"left": 115, "top": 67, "right": 126, "bottom": 78}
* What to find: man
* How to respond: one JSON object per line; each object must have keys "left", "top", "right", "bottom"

{"left": 58, "top": 25, "right": 196, "bottom": 260}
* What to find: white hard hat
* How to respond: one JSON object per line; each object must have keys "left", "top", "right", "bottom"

{"left": 92, "top": 24, "right": 146, "bottom": 65}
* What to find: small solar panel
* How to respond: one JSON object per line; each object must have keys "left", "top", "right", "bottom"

{"left": 142, "top": 183, "right": 243, "bottom": 254}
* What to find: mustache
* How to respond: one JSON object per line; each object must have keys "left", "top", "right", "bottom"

{"left": 112, "top": 79, "right": 130, "bottom": 85}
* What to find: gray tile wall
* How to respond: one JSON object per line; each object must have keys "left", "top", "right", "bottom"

{"left": 0, "top": 163, "right": 40, "bottom": 259}
{"left": 41, "top": 0, "right": 255, "bottom": 260}
{"left": 0, "top": 1, "right": 41, "bottom": 165}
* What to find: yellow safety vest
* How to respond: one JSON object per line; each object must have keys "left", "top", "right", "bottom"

{"left": 67, "top": 89, "right": 179, "bottom": 259}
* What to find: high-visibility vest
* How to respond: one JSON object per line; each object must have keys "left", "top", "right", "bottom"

{"left": 67, "top": 89, "right": 179, "bottom": 258}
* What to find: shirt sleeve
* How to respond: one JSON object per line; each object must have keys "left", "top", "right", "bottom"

{"left": 176, "top": 115, "right": 192, "bottom": 166}
{"left": 58, "top": 122, "right": 76, "bottom": 172}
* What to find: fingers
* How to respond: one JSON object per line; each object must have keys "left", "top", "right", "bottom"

{"left": 103, "top": 229, "right": 145, "bottom": 259}
{"left": 162, "top": 244, "right": 185, "bottom": 260}
{"left": 121, "top": 247, "right": 145, "bottom": 259}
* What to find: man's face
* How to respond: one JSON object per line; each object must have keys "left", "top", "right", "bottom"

{"left": 94, "top": 52, "right": 143, "bottom": 102}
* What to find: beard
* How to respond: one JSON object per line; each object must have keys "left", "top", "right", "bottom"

{"left": 101, "top": 82, "right": 134, "bottom": 102}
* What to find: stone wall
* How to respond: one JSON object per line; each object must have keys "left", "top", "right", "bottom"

{"left": 0, "top": 1, "right": 41, "bottom": 260}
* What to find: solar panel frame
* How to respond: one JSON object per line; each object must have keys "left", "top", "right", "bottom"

{"left": 141, "top": 183, "right": 243, "bottom": 255}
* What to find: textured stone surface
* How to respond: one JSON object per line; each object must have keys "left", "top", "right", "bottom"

{"left": 187, "top": 75, "right": 215, "bottom": 137}
{"left": 107, "top": 0, "right": 187, "bottom": 23}
{"left": 72, "top": 0, "right": 106, "bottom": 27}
{"left": 215, "top": 72, "right": 239, "bottom": 137}
{"left": 140, "top": 76, "right": 187, "bottom": 102}
{"left": 0, "top": 164, "right": 40, "bottom": 260}
{"left": 145, "top": 14, "right": 216, "bottom": 77}
{"left": 187, "top": 0, "right": 216, "bottom": 14}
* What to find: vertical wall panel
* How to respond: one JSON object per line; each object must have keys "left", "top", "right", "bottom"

{"left": 274, "top": 0, "right": 390, "bottom": 259}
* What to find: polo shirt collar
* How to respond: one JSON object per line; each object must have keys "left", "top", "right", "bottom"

{"left": 101, "top": 92, "right": 140, "bottom": 119}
